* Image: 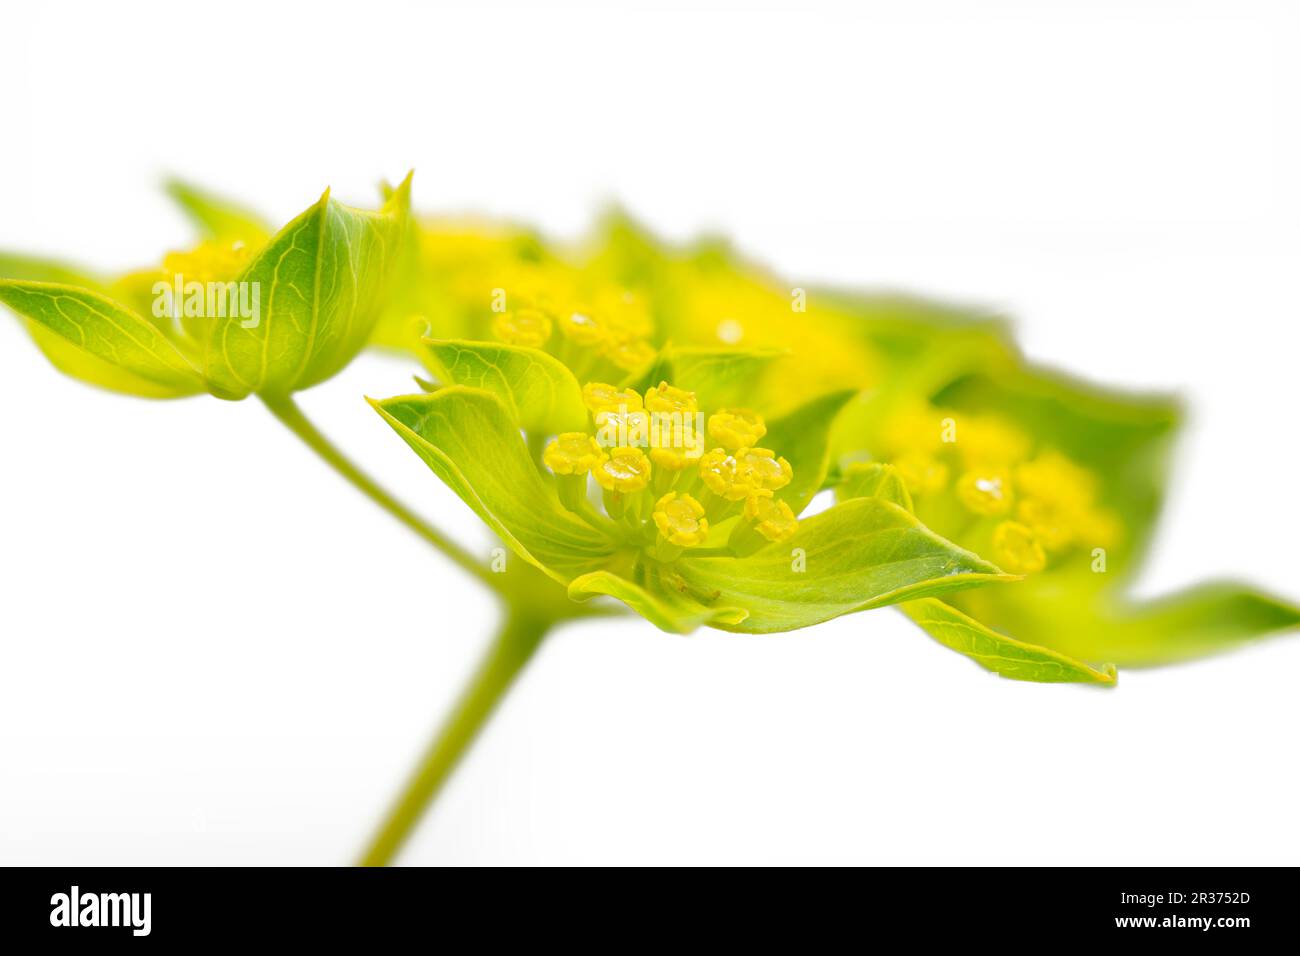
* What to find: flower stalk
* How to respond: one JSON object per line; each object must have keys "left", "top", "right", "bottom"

{"left": 358, "top": 610, "right": 551, "bottom": 866}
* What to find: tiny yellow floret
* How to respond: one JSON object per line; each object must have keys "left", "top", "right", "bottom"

{"left": 162, "top": 239, "right": 251, "bottom": 284}
{"left": 653, "top": 492, "right": 710, "bottom": 546}
{"left": 492, "top": 307, "right": 553, "bottom": 348}
{"left": 743, "top": 490, "right": 799, "bottom": 543}
{"left": 601, "top": 336, "right": 657, "bottom": 373}
{"left": 649, "top": 443, "right": 704, "bottom": 471}
{"left": 593, "top": 446, "right": 652, "bottom": 493}
{"left": 992, "top": 520, "right": 1047, "bottom": 575}
{"left": 699, "top": 448, "right": 755, "bottom": 501}
{"left": 644, "top": 381, "right": 699, "bottom": 415}
{"left": 708, "top": 408, "right": 767, "bottom": 450}
{"left": 582, "top": 382, "right": 643, "bottom": 413}
{"left": 736, "top": 447, "right": 792, "bottom": 491}
{"left": 894, "top": 453, "right": 950, "bottom": 497}
{"left": 543, "top": 433, "right": 606, "bottom": 476}
{"left": 956, "top": 471, "right": 1013, "bottom": 516}
{"left": 556, "top": 308, "right": 608, "bottom": 346}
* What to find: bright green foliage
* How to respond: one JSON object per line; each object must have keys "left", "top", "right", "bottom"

{"left": 673, "top": 497, "right": 1010, "bottom": 633}
{"left": 0, "top": 176, "right": 411, "bottom": 401}
{"left": 372, "top": 386, "right": 616, "bottom": 583}
{"left": 902, "top": 598, "right": 1117, "bottom": 684}
{"left": 421, "top": 339, "right": 590, "bottom": 433}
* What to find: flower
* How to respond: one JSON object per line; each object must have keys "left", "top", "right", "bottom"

{"left": 645, "top": 381, "right": 699, "bottom": 415}
{"left": 492, "top": 307, "right": 553, "bottom": 348}
{"left": 377, "top": 370, "right": 1009, "bottom": 640}
{"left": 736, "top": 447, "right": 792, "bottom": 492}
{"left": 956, "top": 470, "right": 1013, "bottom": 516}
{"left": 556, "top": 307, "right": 608, "bottom": 346}
{"left": 699, "top": 448, "right": 755, "bottom": 501}
{"left": 991, "top": 520, "right": 1046, "bottom": 575}
{"left": 876, "top": 404, "right": 1117, "bottom": 576}
{"left": 743, "top": 490, "right": 798, "bottom": 543}
{"left": 707, "top": 408, "right": 766, "bottom": 450}
{"left": 544, "top": 433, "right": 607, "bottom": 475}
{"left": 649, "top": 443, "right": 704, "bottom": 471}
{"left": 653, "top": 492, "right": 709, "bottom": 546}
{"left": 582, "top": 382, "right": 643, "bottom": 413}
{"left": 592, "top": 446, "right": 652, "bottom": 492}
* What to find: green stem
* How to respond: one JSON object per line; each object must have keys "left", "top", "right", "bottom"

{"left": 358, "top": 611, "right": 551, "bottom": 866}
{"left": 261, "top": 393, "right": 498, "bottom": 593}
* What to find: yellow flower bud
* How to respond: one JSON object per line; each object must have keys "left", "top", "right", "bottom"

{"left": 1016, "top": 452, "right": 1096, "bottom": 507}
{"left": 992, "top": 521, "right": 1046, "bottom": 575}
{"left": 707, "top": 408, "right": 767, "bottom": 451}
{"left": 894, "top": 453, "right": 949, "bottom": 497}
{"left": 162, "top": 239, "right": 251, "bottom": 284}
{"left": 743, "top": 490, "right": 799, "bottom": 543}
{"left": 956, "top": 471, "right": 1013, "bottom": 516}
{"left": 593, "top": 407, "right": 651, "bottom": 448}
{"left": 644, "top": 381, "right": 699, "bottom": 415}
{"left": 649, "top": 443, "right": 703, "bottom": 471}
{"left": 652, "top": 492, "right": 709, "bottom": 547}
{"left": 699, "top": 448, "right": 756, "bottom": 501}
{"left": 601, "top": 336, "right": 657, "bottom": 373}
{"left": 543, "top": 433, "right": 607, "bottom": 476}
{"left": 593, "top": 446, "right": 652, "bottom": 493}
{"left": 597, "top": 287, "right": 654, "bottom": 339}
{"left": 957, "top": 415, "right": 1030, "bottom": 468}
{"left": 1016, "top": 497, "right": 1077, "bottom": 552}
{"left": 491, "top": 307, "right": 552, "bottom": 348}
{"left": 736, "top": 447, "right": 792, "bottom": 491}
{"left": 582, "top": 382, "right": 643, "bottom": 413}
{"left": 556, "top": 307, "right": 608, "bottom": 346}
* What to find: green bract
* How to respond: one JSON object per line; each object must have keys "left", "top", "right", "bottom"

{"left": 0, "top": 174, "right": 412, "bottom": 400}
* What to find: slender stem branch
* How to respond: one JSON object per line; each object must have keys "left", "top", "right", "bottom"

{"left": 358, "top": 611, "right": 550, "bottom": 866}
{"left": 261, "top": 393, "right": 498, "bottom": 592}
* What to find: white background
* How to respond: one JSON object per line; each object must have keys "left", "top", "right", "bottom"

{"left": 2, "top": 0, "right": 1298, "bottom": 865}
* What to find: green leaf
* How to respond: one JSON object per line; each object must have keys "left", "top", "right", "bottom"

{"left": 836, "top": 461, "right": 913, "bottom": 512}
{"left": 0, "top": 280, "right": 205, "bottom": 398}
{"left": 763, "top": 389, "right": 857, "bottom": 514}
{"left": 200, "top": 174, "right": 412, "bottom": 399}
{"left": 641, "top": 346, "right": 785, "bottom": 410}
{"left": 956, "top": 581, "right": 1300, "bottom": 668}
{"left": 1094, "top": 584, "right": 1300, "bottom": 666}
{"left": 370, "top": 386, "right": 616, "bottom": 584}
{"left": 164, "top": 178, "right": 271, "bottom": 244}
{"left": 901, "top": 598, "right": 1117, "bottom": 684}
{"left": 422, "top": 339, "right": 588, "bottom": 432}
{"left": 675, "top": 496, "right": 1013, "bottom": 633}
{"left": 569, "top": 569, "right": 748, "bottom": 634}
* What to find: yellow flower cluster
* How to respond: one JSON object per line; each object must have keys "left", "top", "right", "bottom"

{"left": 485, "top": 262, "right": 658, "bottom": 379}
{"left": 878, "top": 401, "right": 1119, "bottom": 575}
{"left": 161, "top": 239, "right": 252, "bottom": 285}
{"left": 542, "top": 380, "right": 801, "bottom": 556}
{"left": 389, "top": 217, "right": 885, "bottom": 416}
